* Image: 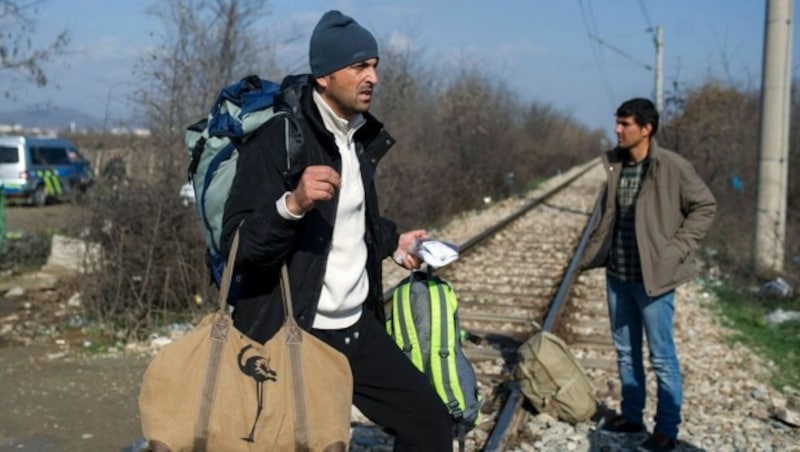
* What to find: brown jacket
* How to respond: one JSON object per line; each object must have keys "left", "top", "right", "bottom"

{"left": 580, "top": 140, "right": 717, "bottom": 297}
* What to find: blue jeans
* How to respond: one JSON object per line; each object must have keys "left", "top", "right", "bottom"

{"left": 606, "top": 274, "right": 682, "bottom": 439}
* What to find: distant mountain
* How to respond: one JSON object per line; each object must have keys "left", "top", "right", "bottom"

{"left": 0, "top": 107, "right": 103, "bottom": 131}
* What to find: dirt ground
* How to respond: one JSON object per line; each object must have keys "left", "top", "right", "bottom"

{"left": 0, "top": 345, "right": 149, "bottom": 451}
{"left": 4, "top": 202, "right": 89, "bottom": 236}
{"left": 1, "top": 203, "right": 149, "bottom": 451}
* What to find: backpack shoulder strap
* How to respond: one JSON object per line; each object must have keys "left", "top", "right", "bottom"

{"left": 427, "top": 276, "right": 467, "bottom": 419}
{"left": 187, "top": 118, "right": 208, "bottom": 180}
{"left": 273, "top": 74, "right": 314, "bottom": 187}
{"left": 276, "top": 74, "right": 311, "bottom": 117}
{"left": 391, "top": 274, "right": 424, "bottom": 369}
{"left": 277, "top": 112, "right": 304, "bottom": 185}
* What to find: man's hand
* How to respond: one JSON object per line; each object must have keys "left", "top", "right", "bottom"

{"left": 286, "top": 165, "right": 341, "bottom": 216}
{"left": 393, "top": 229, "right": 429, "bottom": 270}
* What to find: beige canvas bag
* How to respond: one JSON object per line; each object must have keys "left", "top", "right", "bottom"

{"left": 514, "top": 327, "right": 597, "bottom": 424}
{"left": 138, "top": 230, "right": 353, "bottom": 451}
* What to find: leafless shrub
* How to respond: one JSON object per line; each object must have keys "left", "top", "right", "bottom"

{"left": 784, "top": 86, "right": 800, "bottom": 283}
{"left": 370, "top": 47, "right": 441, "bottom": 228}
{"left": 73, "top": 0, "right": 280, "bottom": 337}
{"left": 76, "top": 135, "right": 212, "bottom": 339}
{"left": 374, "top": 55, "right": 600, "bottom": 230}
{"left": 661, "top": 80, "right": 799, "bottom": 284}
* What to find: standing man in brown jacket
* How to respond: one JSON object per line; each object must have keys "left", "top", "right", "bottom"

{"left": 580, "top": 98, "right": 716, "bottom": 452}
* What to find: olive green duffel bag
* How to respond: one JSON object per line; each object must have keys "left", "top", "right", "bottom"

{"left": 514, "top": 328, "right": 597, "bottom": 424}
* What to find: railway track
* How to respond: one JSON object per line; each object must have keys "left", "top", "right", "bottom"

{"left": 356, "top": 158, "right": 615, "bottom": 450}
{"left": 434, "top": 160, "right": 608, "bottom": 451}
{"left": 354, "top": 158, "right": 799, "bottom": 451}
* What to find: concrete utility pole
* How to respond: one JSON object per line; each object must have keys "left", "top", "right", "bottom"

{"left": 654, "top": 25, "right": 664, "bottom": 113}
{"left": 754, "top": 0, "right": 793, "bottom": 276}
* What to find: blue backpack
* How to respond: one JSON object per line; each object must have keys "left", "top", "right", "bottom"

{"left": 185, "top": 75, "right": 306, "bottom": 286}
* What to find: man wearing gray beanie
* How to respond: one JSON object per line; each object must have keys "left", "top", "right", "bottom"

{"left": 309, "top": 10, "right": 379, "bottom": 78}
{"left": 222, "top": 9, "right": 454, "bottom": 452}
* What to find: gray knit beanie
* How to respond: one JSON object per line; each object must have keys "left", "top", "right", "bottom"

{"left": 309, "top": 10, "right": 379, "bottom": 78}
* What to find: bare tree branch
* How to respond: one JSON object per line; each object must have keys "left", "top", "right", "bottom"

{"left": 0, "top": 0, "right": 71, "bottom": 96}
{"left": 134, "top": 0, "right": 284, "bottom": 131}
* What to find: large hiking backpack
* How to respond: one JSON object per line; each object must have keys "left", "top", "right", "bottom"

{"left": 514, "top": 326, "right": 598, "bottom": 424}
{"left": 185, "top": 75, "right": 305, "bottom": 286}
{"left": 387, "top": 271, "right": 482, "bottom": 450}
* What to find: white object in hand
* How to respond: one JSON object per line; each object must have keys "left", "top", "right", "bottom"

{"left": 416, "top": 240, "right": 459, "bottom": 268}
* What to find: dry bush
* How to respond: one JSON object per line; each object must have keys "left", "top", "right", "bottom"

{"left": 76, "top": 132, "right": 213, "bottom": 339}
{"left": 72, "top": 0, "right": 281, "bottom": 338}
{"left": 374, "top": 54, "right": 600, "bottom": 230}
{"left": 661, "top": 80, "right": 800, "bottom": 285}
{"left": 661, "top": 83, "right": 759, "bottom": 279}
{"left": 516, "top": 103, "right": 607, "bottom": 183}
{"left": 371, "top": 47, "right": 442, "bottom": 229}
{"left": 783, "top": 88, "right": 800, "bottom": 285}
{"left": 430, "top": 71, "right": 519, "bottom": 212}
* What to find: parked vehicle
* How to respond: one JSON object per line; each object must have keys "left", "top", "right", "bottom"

{"left": 0, "top": 135, "right": 93, "bottom": 206}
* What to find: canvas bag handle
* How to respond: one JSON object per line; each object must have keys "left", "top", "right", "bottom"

{"left": 215, "top": 229, "right": 240, "bottom": 312}
{"left": 216, "top": 228, "right": 297, "bottom": 325}
{"left": 193, "top": 230, "right": 244, "bottom": 449}
{"left": 279, "top": 261, "right": 313, "bottom": 446}
{"left": 205, "top": 229, "right": 312, "bottom": 448}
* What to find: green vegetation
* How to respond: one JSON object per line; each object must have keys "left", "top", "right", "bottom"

{"left": 59, "top": 323, "right": 126, "bottom": 355}
{"left": 524, "top": 177, "right": 549, "bottom": 194}
{"left": 711, "top": 282, "right": 800, "bottom": 390}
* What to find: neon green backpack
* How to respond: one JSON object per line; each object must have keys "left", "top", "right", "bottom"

{"left": 387, "top": 271, "right": 482, "bottom": 450}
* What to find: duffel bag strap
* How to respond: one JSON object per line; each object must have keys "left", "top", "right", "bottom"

{"left": 194, "top": 229, "right": 242, "bottom": 450}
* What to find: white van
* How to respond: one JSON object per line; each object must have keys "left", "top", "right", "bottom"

{"left": 0, "top": 135, "right": 93, "bottom": 206}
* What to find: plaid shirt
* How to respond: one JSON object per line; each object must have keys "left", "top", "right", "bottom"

{"left": 608, "top": 158, "right": 650, "bottom": 281}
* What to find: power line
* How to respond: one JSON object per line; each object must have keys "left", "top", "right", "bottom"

{"left": 589, "top": 34, "right": 652, "bottom": 71}
{"left": 580, "top": 0, "right": 653, "bottom": 72}
{"left": 577, "top": 0, "right": 616, "bottom": 102}
{"left": 638, "top": 0, "right": 653, "bottom": 29}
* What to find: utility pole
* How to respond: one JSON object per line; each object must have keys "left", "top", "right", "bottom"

{"left": 754, "top": 0, "right": 793, "bottom": 276}
{"left": 653, "top": 25, "right": 663, "bottom": 113}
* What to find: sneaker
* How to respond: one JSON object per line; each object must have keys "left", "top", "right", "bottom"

{"left": 601, "top": 414, "right": 646, "bottom": 433}
{"left": 638, "top": 431, "right": 677, "bottom": 451}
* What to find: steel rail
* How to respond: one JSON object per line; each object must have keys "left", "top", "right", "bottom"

{"left": 481, "top": 177, "right": 604, "bottom": 451}
{"left": 481, "top": 381, "right": 524, "bottom": 452}
{"left": 541, "top": 189, "right": 604, "bottom": 332}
